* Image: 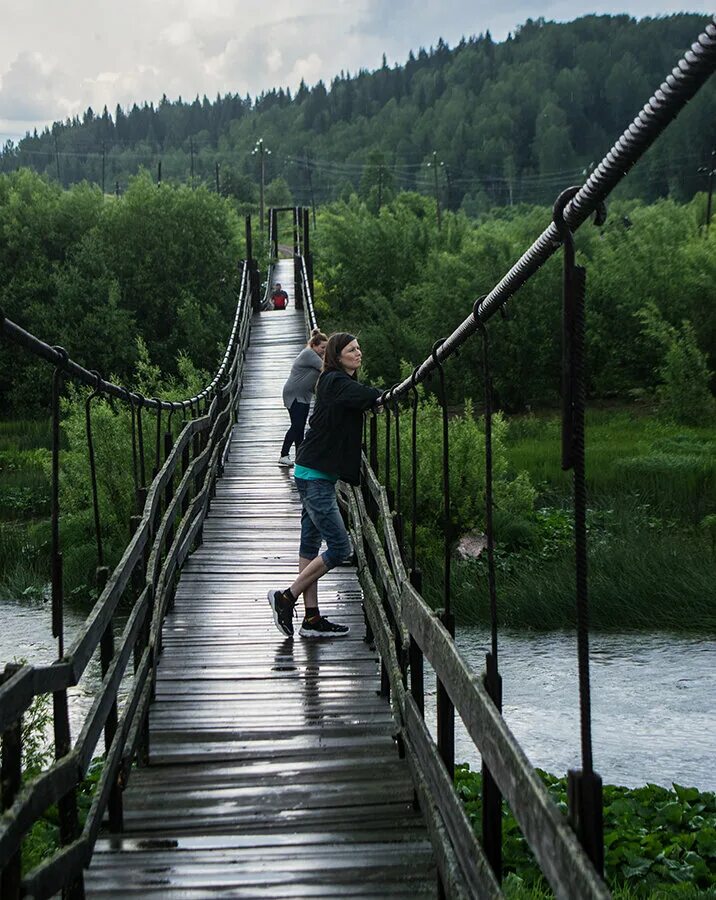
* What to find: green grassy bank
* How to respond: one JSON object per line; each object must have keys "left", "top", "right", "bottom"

{"left": 412, "top": 405, "right": 716, "bottom": 631}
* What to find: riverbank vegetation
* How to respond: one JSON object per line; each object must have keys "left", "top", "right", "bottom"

{"left": 0, "top": 350, "right": 208, "bottom": 607}
{"left": 1, "top": 178, "right": 714, "bottom": 631}
{"left": 320, "top": 194, "right": 715, "bottom": 631}
{"left": 456, "top": 765, "right": 716, "bottom": 898}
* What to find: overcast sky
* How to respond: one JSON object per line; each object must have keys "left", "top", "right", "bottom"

{"left": 0, "top": 1, "right": 712, "bottom": 143}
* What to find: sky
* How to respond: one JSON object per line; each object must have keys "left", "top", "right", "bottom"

{"left": 0, "top": 0, "right": 713, "bottom": 144}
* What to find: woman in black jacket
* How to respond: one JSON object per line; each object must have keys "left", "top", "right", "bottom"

{"left": 268, "top": 332, "right": 381, "bottom": 639}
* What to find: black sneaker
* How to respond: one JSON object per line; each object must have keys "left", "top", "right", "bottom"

{"left": 268, "top": 589, "right": 296, "bottom": 637}
{"left": 299, "top": 615, "right": 350, "bottom": 638}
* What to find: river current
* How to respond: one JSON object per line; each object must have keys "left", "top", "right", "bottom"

{"left": 1, "top": 599, "right": 713, "bottom": 790}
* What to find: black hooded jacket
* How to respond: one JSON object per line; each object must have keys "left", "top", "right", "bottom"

{"left": 296, "top": 370, "right": 381, "bottom": 485}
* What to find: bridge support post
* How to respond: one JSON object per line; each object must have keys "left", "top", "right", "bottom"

{"left": 554, "top": 187, "right": 605, "bottom": 878}
{"left": 303, "top": 207, "right": 314, "bottom": 300}
{"left": 98, "top": 564, "right": 124, "bottom": 833}
{"left": 436, "top": 610, "right": 455, "bottom": 780}
{"left": 367, "top": 415, "right": 390, "bottom": 697}
{"left": 245, "top": 216, "right": 261, "bottom": 312}
{"left": 1, "top": 665, "right": 23, "bottom": 900}
{"left": 294, "top": 253, "right": 304, "bottom": 311}
{"left": 569, "top": 769, "right": 605, "bottom": 876}
{"left": 482, "top": 654, "right": 503, "bottom": 881}
{"left": 271, "top": 208, "right": 279, "bottom": 258}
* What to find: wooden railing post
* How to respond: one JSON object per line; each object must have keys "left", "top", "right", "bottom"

{"left": 1, "top": 665, "right": 23, "bottom": 900}
{"left": 164, "top": 428, "right": 175, "bottom": 549}
{"left": 97, "top": 565, "right": 123, "bottom": 833}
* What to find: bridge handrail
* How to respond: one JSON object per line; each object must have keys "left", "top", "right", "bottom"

{"left": 377, "top": 14, "right": 716, "bottom": 407}
{"left": 0, "top": 262, "right": 253, "bottom": 898}
{"left": 340, "top": 472, "right": 610, "bottom": 899}
{"left": 299, "top": 254, "right": 319, "bottom": 334}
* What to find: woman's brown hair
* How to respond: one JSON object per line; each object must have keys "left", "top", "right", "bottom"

{"left": 322, "top": 332, "right": 357, "bottom": 377}
{"left": 308, "top": 327, "right": 328, "bottom": 347}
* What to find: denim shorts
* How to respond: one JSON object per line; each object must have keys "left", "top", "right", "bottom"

{"left": 295, "top": 477, "right": 352, "bottom": 569}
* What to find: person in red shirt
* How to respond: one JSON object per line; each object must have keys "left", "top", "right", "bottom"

{"left": 271, "top": 283, "right": 289, "bottom": 310}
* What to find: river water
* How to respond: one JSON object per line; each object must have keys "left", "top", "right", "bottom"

{"left": 1, "top": 599, "right": 713, "bottom": 790}
{"left": 425, "top": 628, "right": 715, "bottom": 791}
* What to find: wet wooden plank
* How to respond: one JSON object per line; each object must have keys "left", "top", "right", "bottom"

{"left": 86, "top": 260, "right": 437, "bottom": 897}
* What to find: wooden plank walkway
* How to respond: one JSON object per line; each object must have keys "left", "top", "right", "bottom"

{"left": 85, "top": 261, "right": 437, "bottom": 897}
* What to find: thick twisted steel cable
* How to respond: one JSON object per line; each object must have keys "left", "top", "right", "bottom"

{"left": 377, "top": 15, "right": 716, "bottom": 407}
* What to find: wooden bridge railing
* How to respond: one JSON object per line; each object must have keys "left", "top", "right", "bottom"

{"left": 339, "top": 469, "right": 609, "bottom": 899}
{"left": 0, "top": 260, "right": 254, "bottom": 899}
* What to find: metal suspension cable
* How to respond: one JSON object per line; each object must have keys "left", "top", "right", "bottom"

{"left": 377, "top": 15, "right": 716, "bottom": 408}
{"left": 0, "top": 263, "right": 249, "bottom": 412}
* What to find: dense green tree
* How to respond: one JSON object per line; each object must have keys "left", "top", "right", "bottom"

{"left": 0, "top": 170, "right": 244, "bottom": 413}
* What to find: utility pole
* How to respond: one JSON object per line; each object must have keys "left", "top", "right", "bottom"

{"left": 215, "top": 161, "right": 220, "bottom": 194}
{"left": 190, "top": 137, "right": 195, "bottom": 186}
{"left": 101, "top": 142, "right": 106, "bottom": 195}
{"left": 305, "top": 150, "right": 316, "bottom": 229}
{"left": 115, "top": 180, "right": 120, "bottom": 198}
{"left": 53, "top": 132, "right": 61, "bottom": 183}
{"left": 157, "top": 160, "right": 162, "bottom": 187}
{"left": 252, "top": 138, "right": 271, "bottom": 232}
{"left": 444, "top": 163, "right": 453, "bottom": 211}
{"left": 427, "top": 151, "right": 442, "bottom": 230}
{"left": 698, "top": 148, "right": 715, "bottom": 231}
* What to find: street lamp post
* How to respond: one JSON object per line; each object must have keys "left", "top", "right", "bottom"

{"left": 252, "top": 139, "right": 271, "bottom": 233}
{"left": 427, "top": 151, "right": 443, "bottom": 230}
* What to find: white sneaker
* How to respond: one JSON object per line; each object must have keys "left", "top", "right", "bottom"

{"left": 278, "top": 455, "right": 294, "bottom": 467}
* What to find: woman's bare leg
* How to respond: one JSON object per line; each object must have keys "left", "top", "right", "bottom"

{"left": 291, "top": 555, "right": 328, "bottom": 601}
{"left": 298, "top": 556, "right": 319, "bottom": 612}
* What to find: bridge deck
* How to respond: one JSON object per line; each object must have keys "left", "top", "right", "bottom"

{"left": 85, "top": 261, "right": 437, "bottom": 897}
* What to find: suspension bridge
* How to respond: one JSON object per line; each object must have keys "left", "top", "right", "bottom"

{"left": 1, "top": 16, "right": 715, "bottom": 899}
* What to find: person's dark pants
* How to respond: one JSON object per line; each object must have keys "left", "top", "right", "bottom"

{"left": 281, "top": 401, "right": 310, "bottom": 457}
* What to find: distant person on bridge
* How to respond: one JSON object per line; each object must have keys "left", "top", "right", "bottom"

{"left": 271, "top": 282, "right": 289, "bottom": 310}
{"left": 268, "top": 333, "right": 381, "bottom": 638}
{"left": 278, "top": 327, "right": 328, "bottom": 467}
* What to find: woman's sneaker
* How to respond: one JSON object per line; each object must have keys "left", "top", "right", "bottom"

{"left": 277, "top": 455, "right": 293, "bottom": 467}
{"left": 268, "top": 589, "right": 296, "bottom": 637}
{"left": 299, "top": 615, "right": 350, "bottom": 638}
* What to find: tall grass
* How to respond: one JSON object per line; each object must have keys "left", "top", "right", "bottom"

{"left": 0, "top": 419, "right": 54, "bottom": 452}
{"left": 416, "top": 406, "right": 716, "bottom": 631}
{"left": 506, "top": 408, "right": 715, "bottom": 523}
{"left": 447, "top": 517, "right": 715, "bottom": 631}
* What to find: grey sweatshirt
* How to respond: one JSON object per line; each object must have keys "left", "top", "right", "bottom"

{"left": 282, "top": 347, "right": 322, "bottom": 409}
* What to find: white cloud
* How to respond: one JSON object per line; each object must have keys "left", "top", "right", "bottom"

{"left": 0, "top": 51, "right": 73, "bottom": 121}
{"left": 287, "top": 53, "right": 324, "bottom": 86}
{"left": 161, "top": 21, "right": 195, "bottom": 48}
{"left": 0, "top": 0, "right": 712, "bottom": 142}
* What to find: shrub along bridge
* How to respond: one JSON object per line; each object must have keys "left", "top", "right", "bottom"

{"left": 1, "top": 17, "right": 715, "bottom": 899}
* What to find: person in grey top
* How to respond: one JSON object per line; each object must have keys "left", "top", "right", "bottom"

{"left": 278, "top": 327, "right": 328, "bottom": 466}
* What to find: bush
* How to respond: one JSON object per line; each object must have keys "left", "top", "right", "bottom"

{"left": 456, "top": 765, "right": 716, "bottom": 896}
{"left": 638, "top": 303, "right": 715, "bottom": 425}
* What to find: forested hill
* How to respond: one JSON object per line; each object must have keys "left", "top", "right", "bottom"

{"left": 2, "top": 13, "right": 715, "bottom": 210}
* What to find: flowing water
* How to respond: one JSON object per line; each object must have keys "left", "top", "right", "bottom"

{"left": 1, "top": 598, "right": 713, "bottom": 790}
{"left": 0, "top": 596, "right": 124, "bottom": 742}
{"left": 425, "top": 628, "right": 715, "bottom": 791}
